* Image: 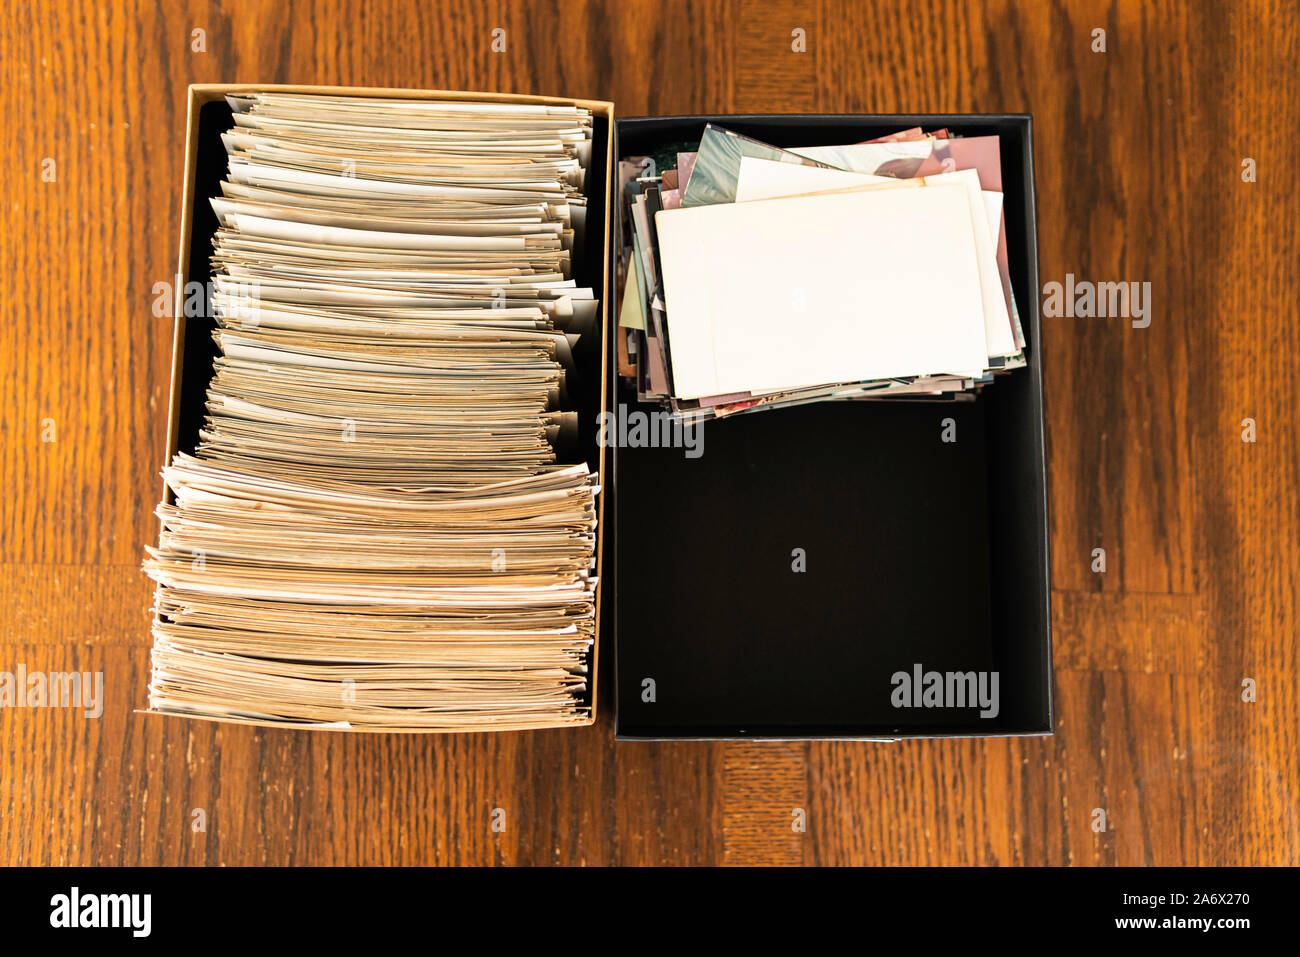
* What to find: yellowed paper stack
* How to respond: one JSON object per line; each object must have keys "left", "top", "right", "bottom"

{"left": 145, "top": 91, "right": 601, "bottom": 731}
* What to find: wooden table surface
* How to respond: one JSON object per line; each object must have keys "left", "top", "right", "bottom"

{"left": 2, "top": 0, "right": 1297, "bottom": 866}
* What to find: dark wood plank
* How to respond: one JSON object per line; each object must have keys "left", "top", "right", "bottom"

{"left": 722, "top": 744, "right": 809, "bottom": 865}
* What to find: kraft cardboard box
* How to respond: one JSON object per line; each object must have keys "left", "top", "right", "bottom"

{"left": 162, "top": 85, "right": 614, "bottom": 729}
{"left": 607, "top": 114, "right": 1051, "bottom": 741}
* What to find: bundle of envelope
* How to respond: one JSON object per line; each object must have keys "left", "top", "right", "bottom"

{"left": 144, "top": 92, "right": 600, "bottom": 731}
{"left": 617, "top": 124, "right": 1026, "bottom": 420}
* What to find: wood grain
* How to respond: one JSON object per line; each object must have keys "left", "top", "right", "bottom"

{"left": 1, "top": 0, "right": 1297, "bottom": 865}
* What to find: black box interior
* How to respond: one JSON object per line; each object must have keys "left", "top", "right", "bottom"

{"left": 607, "top": 115, "right": 1051, "bottom": 739}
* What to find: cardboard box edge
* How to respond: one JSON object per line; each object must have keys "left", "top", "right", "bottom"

{"left": 158, "top": 84, "right": 613, "bottom": 733}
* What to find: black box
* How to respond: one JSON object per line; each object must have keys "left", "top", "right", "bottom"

{"left": 607, "top": 115, "right": 1051, "bottom": 740}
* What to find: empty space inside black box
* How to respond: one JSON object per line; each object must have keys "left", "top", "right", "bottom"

{"left": 609, "top": 115, "right": 1051, "bottom": 739}
{"left": 171, "top": 95, "right": 610, "bottom": 718}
